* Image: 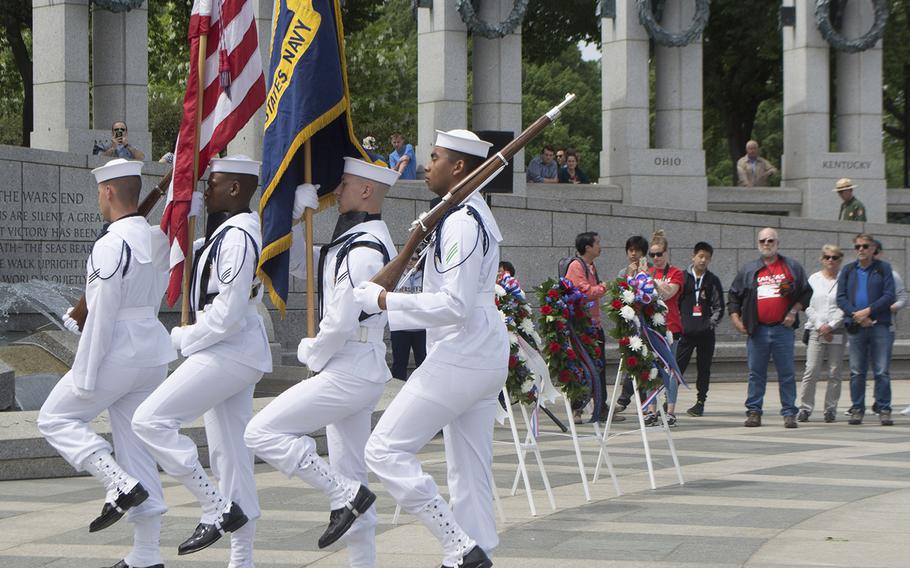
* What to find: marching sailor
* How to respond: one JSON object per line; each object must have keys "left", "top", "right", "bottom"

{"left": 37, "top": 159, "right": 179, "bottom": 568}
{"left": 132, "top": 156, "right": 271, "bottom": 566}
{"left": 354, "top": 130, "right": 509, "bottom": 568}
{"left": 244, "top": 157, "right": 399, "bottom": 567}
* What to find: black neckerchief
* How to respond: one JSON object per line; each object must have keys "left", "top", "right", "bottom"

{"left": 331, "top": 211, "right": 382, "bottom": 241}
{"left": 190, "top": 209, "right": 252, "bottom": 320}
{"left": 318, "top": 212, "right": 383, "bottom": 321}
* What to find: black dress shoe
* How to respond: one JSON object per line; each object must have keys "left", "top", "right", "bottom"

{"left": 89, "top": 483, "right": 150, "bottom": 533}
{"left": 441, "top": 545, "right": 493, "bottom": 568}
{"left": 177, "top": 502, "right": 248, "bottom": 555}
{"left": 317, "top": 485, "right": 376, "bottom": 548}
{"left": 102, "top": 560, "right": 164, "bottom": 568}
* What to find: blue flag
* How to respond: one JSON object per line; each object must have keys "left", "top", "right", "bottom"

{"left": 257, "top": 0, "right": 371, "bottom": 314}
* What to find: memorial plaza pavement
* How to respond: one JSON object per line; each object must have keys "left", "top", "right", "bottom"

{"left": 0, "top": 380, "right": 908, "bottom": 568}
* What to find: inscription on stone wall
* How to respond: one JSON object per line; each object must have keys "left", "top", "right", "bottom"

{"left": 653, "top": 156, "right": 683, "bottom": 167}
{"left": 821, "top": 159, "right": 872, "bottom": 170}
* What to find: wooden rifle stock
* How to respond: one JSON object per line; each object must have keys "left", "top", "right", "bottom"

{"left": 70, "top": 168, "right": 174, "bottom": 330}
{"left": 370, "top": 93, "right": 577, "bottom": 291}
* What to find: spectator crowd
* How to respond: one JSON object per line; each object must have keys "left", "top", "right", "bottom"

{"left": 514, "top": 227, "right": 908, "bottom": 430}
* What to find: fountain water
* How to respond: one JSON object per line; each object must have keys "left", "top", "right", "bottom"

{"left": 0, "top": 279, "right": 81, "bottom": 335}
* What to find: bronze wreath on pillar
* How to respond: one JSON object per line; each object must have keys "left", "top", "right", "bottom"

{"left": 455, "top": 0, "right": 529, "bottom": 39}
{"left": 91, "top": 0, "right": 144, "bottom": 13}
{"left": 815, "top": 0, "right": 889, "bottom": 53}
{"left": 636, "top": 0, "right": 710, "bottom": 48}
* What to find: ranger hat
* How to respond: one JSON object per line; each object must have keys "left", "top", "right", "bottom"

{"left": 91, "top": 158, "right": 143, "bottom": 184}
{"left": 343, "top": 157, "right": 400, "bottom": 187}
{"left": 434, "top": 129, "right": 493, "bottom": 158}
{"left": 833, "top": 178, "right": 857, "bottom": 192}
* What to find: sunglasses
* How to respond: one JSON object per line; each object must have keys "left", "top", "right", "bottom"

{"left": 759, "top": 238, "right": 776, "bottom": 244}
{"left": 822, "top": 255, "right": 842, "bottom": 261}
{"left": 648, "top": 251, "right": 665, "bottom": 258}
{"left": 854, "top": 243, "right": 871, "bottom": 250}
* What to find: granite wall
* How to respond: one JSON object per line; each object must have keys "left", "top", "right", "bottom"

{"left": 3, "top": 145, "right": 910, "bottom": 347}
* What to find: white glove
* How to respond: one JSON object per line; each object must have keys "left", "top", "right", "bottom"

{"left": 353, "top": 281, "right": 385, "bottom": 315}
{"left": 62, "top": 307, "right": 81, "bottom": 335}
{"left": 189, "top": 192, "right": 204, "bottom": 219}
{"left": 170, "top": 326, "right": 185, "bottom": 353}
{"left": 297, "top": 337, "right": 316, "bottom": 367}
{"left": 71, "top": 384, "right": 93, "bottom": 400}
{"left": 293, "top": 183, "right": 320, "bottom": 219}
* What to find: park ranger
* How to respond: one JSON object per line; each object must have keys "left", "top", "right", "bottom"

{"left": 132, "top": 156, "right": 271, "bottom": 566}
{"left": 354, "top": 130, "right": 509, "bottom": 568}
{"left": 244, "top": 157, "right": 399, "bottom": 566}
{"left": 37, "top": 158, "right": 179, "bottom": 568}
{"left": 836, "top": 177, "right": 867, "bottom": 222}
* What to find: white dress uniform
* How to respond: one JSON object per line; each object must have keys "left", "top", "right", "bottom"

{"left": 38, "top": 159, "right": 176, "bottom": 568}
{"left": 244, "top": 158, "right": 399, "bottom": 568}
{"left": 132, "top": 157, "right": 272, "bottom": 567}
{"left": 360, "top": 131, "right": 509, "bottom": 566}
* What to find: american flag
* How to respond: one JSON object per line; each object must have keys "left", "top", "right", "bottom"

{"left": 160, "top": 0, "right": 266, "bottom": 306}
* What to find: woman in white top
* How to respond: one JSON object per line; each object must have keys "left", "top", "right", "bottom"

{"left": 799, "top": 244, "right": 846, "bottom": 423}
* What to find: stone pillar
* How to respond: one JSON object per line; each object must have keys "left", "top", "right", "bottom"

{"left": 92, "top": 2, "right": 151, "bottom": 159}
{"left": 782, "top": 0, "right": 885, "bottom": 222}
{"left": 472, "top": 0, "right": 525, "bottom": 195}
{"left": 834, "top": 1, "right": 886, "bottom": 220}
{"left": 417, "top": 0, "right": 468, "bottom": 166}
{"left": 600, "top": 0, "right": 705, "bottom": 211}
{"left": 653, "top": 0, "right": 706, "bottom": 209}
{"left": 228, "top": 0, "right": 273, "bottom": 161}
{"left": 31, "top": 0, "right": 91, "bottom": 153}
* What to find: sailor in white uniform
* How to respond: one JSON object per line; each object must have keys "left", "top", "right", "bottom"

{"left": 37, "top": 158, "right": 178, "bottom": 568}
{"left": 132, "top": 156, "right": 272, "bottom": 566}
{"left": 244, "top": 157, "right": 399, "bottom": 566}
{"left": 354, "top": 130, "right": 509, "bottom": 568}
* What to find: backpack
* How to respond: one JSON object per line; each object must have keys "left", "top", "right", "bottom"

{"left": 558, "top": 256, "right": 598, "bottom": 282}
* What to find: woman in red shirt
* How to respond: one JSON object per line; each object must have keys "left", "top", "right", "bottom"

{"left": 647, "top": 230, "right": 685, "bottom": 425}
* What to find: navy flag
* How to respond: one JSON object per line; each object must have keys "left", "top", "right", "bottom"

{"left": 257, "top": 0, "right": 372, "bottom": 314}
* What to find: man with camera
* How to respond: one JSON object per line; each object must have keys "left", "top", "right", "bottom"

{"left": 100, "top": 121, "right": 145, "bottom": 161}
{"left": 837, "top": 233, "right": 896, "bottom": 426}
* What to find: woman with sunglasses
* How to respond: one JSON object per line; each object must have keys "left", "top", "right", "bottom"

{"left": 645, "top": 230, "right": 685, "bottom": 426}
{"left": 798, "top": 245, "right": 846, "bottom": 423}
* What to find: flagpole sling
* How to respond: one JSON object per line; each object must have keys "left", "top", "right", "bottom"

{"left": 181, "top": 31, "right": 209, "bottom": 326}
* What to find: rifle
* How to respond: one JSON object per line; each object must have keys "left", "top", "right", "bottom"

{"left": 69, "top": 168, "right": 174, "bottom": 331}
{"left": 370, "top": 93, "right": 576, "bottom": 291}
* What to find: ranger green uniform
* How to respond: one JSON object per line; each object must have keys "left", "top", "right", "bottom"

{"left": 839, "top": 197, "right": 866, "bottom": 222}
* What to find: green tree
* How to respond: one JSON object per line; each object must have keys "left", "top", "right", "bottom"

{"left": 884, "top": 0, "right": 910, "bottom": 188}
{"left": 344, "top": 0, "right": 417, "bottom": 158}
{"left": 702, "top": 0, "right": 782, "bottom": 185}
{"left": 522, "top": 45, "right": 601, "bottom": 171}
{"left": 0, "top": 1, "right": 31, "bottom": 146}
{"left": 522, "top": 0, "right": 599, "bottom": 64}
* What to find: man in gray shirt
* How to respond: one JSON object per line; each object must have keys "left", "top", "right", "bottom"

{"left": 527, "top": 144, "right": 558, "bottom": 183}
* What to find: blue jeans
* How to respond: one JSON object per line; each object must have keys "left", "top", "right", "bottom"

{"left": 745, "top": 324, "right": 798, "bottom": 416}
{"left": 847, "top": 324, "right": 892, "bottom": 413}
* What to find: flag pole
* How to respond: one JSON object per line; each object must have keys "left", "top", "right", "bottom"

{"left": 181, "top": 32, "right": 208, "bottom": 326}
{"left": 304, "top": 139, "right": 316, "bottom": 337}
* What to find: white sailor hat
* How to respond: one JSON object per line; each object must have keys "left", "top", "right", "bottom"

{"left": 343, "top": 156, "right": 401, "bottom": 186}
{"left": 91, "top": 158, "right": 143, "bottom": 184}
{"left": 434, "top": 129, "right": 493, "bottom": 158}
{"left": 210, "top": 155, "right": 261, "bottom": 177}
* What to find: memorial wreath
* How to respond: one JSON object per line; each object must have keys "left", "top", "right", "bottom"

{"left": 605, "top": 267, "right": 681, "bottom": 398}
{"left": 535, "top": 277, "right": 602, "bottom": 407}
{"left": 496, "top": 273, "right": 544, "bottom": 405}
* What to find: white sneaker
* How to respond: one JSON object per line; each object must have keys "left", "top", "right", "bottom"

{"left": 900, "top": 405, "right": 910, "bottom": 416}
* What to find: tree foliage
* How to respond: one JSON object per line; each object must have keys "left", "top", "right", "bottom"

{"left": 522, "top": 45, "right": 601, "bottom": 171}
{"left": 522, "top": 0, "right": 599, "bottom": 64}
